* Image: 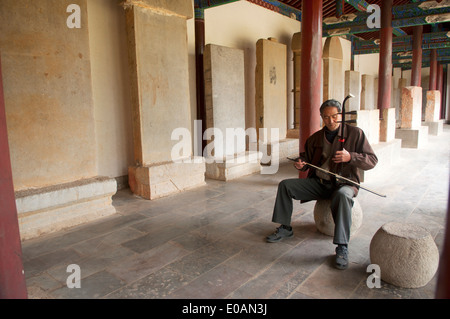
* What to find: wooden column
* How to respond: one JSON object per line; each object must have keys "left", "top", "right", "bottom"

{"left": 437, "top": 63, "right": 444, "bottom": 119}
{"left": 429, "top": 49, "right": 438, "bottom": 91}
{"left": 411, "top": 25, "right": 423, "bottom": 87}
{"left": 0, "top": 55, "right": 28, "bottom": 299}
{"left": 195, "top": 9, "right": 206, "bottom": 155}
{"left": 377, "top": 0, "right": 393, "bottom": 118}
{"left": 299, "top": 0, "right": 322, "bottom": 178}
{"left": 436, "top": 189, "right": 450, "bottom": 298}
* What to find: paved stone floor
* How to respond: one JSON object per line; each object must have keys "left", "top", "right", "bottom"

{"left": 23, "top": 126, "right": 449, "bottom": 300}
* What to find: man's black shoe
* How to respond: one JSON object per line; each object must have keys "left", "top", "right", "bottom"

{"left": 266, "top": 225, "right": 293, "bottom": 243}
{"left": 335, "top": 245, "right": 348, "bottom": 270}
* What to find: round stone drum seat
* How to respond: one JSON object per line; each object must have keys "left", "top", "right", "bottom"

{"left": 313, "top": 198, "right": 363, "bottom": 237}
{"left": 369, "top": 222, "right": 439, "bottom": 288}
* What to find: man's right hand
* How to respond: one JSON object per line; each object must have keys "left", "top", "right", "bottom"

{"left": 294, "top": 159, "right": 307, "bottom": 170}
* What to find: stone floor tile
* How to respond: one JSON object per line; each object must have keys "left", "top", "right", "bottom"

{"left": 51, "top": 270, "right": 125, "bottom": 299}
{"left": 167, "top": 264, "right": 252, "bottom": 299}
{"left": 107, "top": 242, "right": 190, "bottom": 284}
{"left": 105, "top": 266, "right": 193, "bottom": 299}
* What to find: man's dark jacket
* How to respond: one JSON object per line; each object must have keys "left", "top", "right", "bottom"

{"left": 301, "top": 124, "right": 378, "bottom": 196}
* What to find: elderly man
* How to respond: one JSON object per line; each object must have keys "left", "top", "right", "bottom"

{"left": 266, "top": 99, "right": 378, "bottom": 270}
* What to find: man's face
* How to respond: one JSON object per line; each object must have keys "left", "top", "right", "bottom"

{"left": 321, "top": 106, "right": 341, "bottom": 131}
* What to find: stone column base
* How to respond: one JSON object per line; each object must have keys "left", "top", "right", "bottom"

{"left": 205, "top": 151, "right": 262, "bottom": 181}
{"left": 395, "top": 126, "right": 428, "bottom": 148}
{"left": 16, "top": 177, "right": 117, "bottom": 241}
{"left": 422, "top": 119, "right": 444, "bottom": 136}
{"left": 129, "top": 157, "right": 205, "bottom": 200}
{"left": 254, "top": 138, "right": 299, "bottom": 166}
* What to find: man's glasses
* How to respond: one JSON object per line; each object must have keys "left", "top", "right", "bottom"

{"left": 321, "top": 113, "right": 340, "bottom": 121}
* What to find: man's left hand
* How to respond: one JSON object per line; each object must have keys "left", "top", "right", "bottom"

{"left": 332, "top": 148, "right": 351, "bottom": 163}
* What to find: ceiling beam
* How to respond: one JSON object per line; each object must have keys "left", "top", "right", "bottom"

{"left": 344, "top": 0, "right": 407, "bottom": 36}
{"left": 354, "top": 31, "right": 450, "bottom": 54}
{"left": 194, "top": 0, "right": 302, "bottom": 20}
{"left": 323, "top": 0, "right": 450, "bottom": 37}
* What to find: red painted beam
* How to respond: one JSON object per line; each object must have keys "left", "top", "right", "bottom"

{"left": 377, "top": 0, "right": 392, "bottom": 116}
{"left": 299, "top": 0, "right": 322, "bottom": 178}
{"left": 0, "top": 55, "right": 28, "bottom": 299}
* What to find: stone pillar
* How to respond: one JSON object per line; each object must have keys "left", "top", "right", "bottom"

{"left": 361, "top": 74, "right": 375, "bottom": 110}
{"left": 124, "top": 0, "right": 205, "bottom": 199}
{"left": 353, "top": 109, "right": 380, "bottom": 146}
{"left": 380, "top": 108, "right": 396, "bottom": 142}
{"left": 256, "top": 38, "right": 298, "bottom": 165}
{"left": 423, "top": 90, "right": 444, "bottom": 135}
{"left": 397, "top": 78, "right": 408, "bottom": 126}
{"left": 400, "top": 87, "right": 422, "bottom": 129}
{"left": 358, "top": 74, "right": 380, "bottom": 145}
{"left": 323, "top": 37, "right": 344, "bottom": 103}
{"left": 395, "top": 86, "right": 428, "bottom": 148}
{"left": 256, "top": 38, "right": 287, "bottom": 142}
{"left": 345, "top": 70, "right": 361, "bottom": 112}
{"left": 299, "top": 0, "right": 323, "bottom": 179}
{"left": 1, "top": 0, "right": 117, "bottom": 239}
{"left": 204, "top": 44, "right": 261, "bottom": 180}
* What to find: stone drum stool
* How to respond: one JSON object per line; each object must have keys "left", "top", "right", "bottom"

{"left": 313, "top": 198, "right": 363, "bottom": 237}
{"left": 370, "top": 222, "right": 439, "bottom": 288}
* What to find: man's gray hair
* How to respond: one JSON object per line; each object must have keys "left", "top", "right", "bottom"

{"left": 320, "top": 99, "right": 342, "bottom": 114}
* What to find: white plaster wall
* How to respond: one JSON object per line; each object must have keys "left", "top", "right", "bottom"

{"left": 199, "top": 1, "right": 300, "bottom": 130}
{"left": 87, "top": 0, "right": 134, "bottom": 179}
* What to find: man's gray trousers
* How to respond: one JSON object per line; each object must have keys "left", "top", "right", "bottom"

{"left": 271, "top": 177, "right": 355, "bottom": 245}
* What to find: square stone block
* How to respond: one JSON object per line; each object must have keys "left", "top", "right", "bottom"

{"left": 425, "top": 90, "right": 441, "bottom": 123}
{"left": 16, "top": 177, "right": 117, "bottom": 240}
{"left": 422, "top": 120, "right": 444, "bottom": 136}
{"left": 395, "top": 126, "right": 428, "bottom": 149}
{"left": 205, "top": 151, "right": 262, "bottom": 181}
{"left": 258, "top": 138, "right": 299, "bottom": 166}
{"left": 129, "top": 157, "right": 206, "bottom": 200}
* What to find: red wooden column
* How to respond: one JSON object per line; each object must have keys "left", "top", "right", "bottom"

{"left": 436, "top": 189, "right": 450, "bottom": 299}
{"left": 299, "top": 0, "right": 322, "bottom": 178}
{"left": 0, "top": 56, "right": 28, "bottom": 299}
{"left": 194, "top": 9, "right": 206, "bottom": 155}
{"left": 377, "top": 0, "right": 393, "bottom": 117}
{"left": 437, "top": 63, "right": 444, "bottom": 119}
{"left": 411, "top": 25, "right": 423, "bottom": 87}
{"left": 429, "top": 49, "right": 438, "bottom": 91}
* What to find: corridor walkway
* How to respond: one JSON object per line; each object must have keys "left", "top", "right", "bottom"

{"left": 23, "top": 126, "right": 450, "bottom": 300}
